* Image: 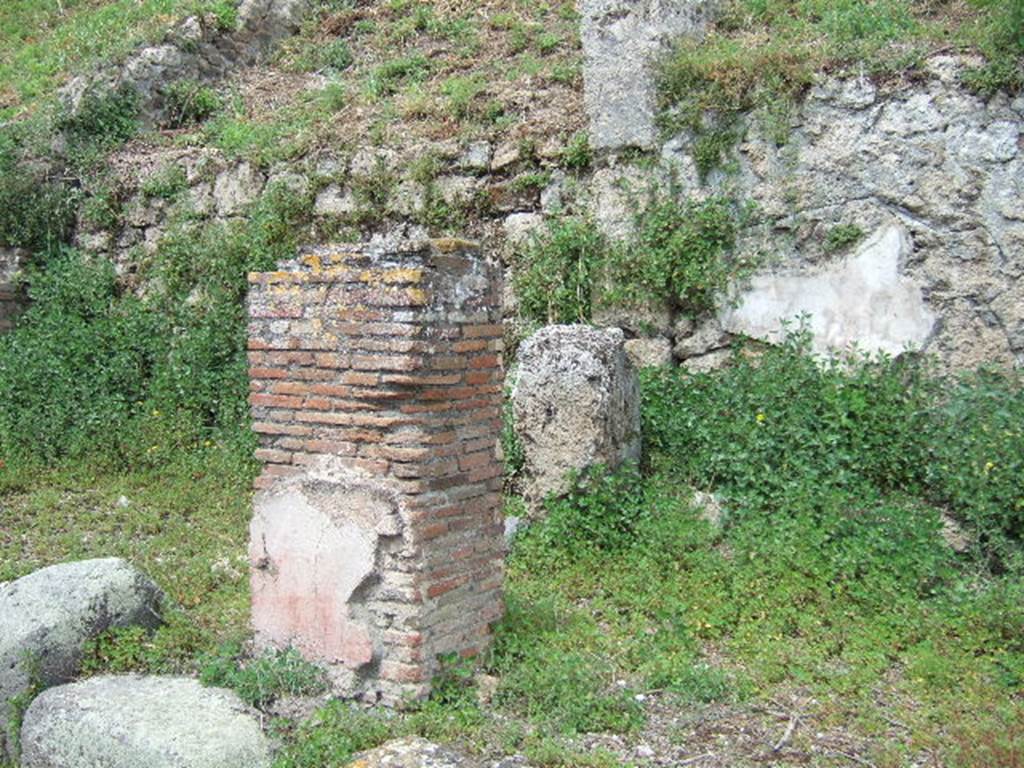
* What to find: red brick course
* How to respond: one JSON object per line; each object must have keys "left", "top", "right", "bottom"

{"left": 247, "top": 238, "right": 505, "bottom": 703}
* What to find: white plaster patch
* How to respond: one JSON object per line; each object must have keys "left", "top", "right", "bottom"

{"left": 250, "top": 486, "right": 377, "bottom": 667}
{"left": 721, "top": 225, "right": 937, "bottom": 357}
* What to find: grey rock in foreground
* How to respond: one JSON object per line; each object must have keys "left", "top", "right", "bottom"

{"left": 512, "top": 325, "right": 641, "bottom": 511}
{"left": 0, "top": 558, "right": 163, "bottom": 757}
{"left": 348, "top": 737, "right": 467, "bottom": 768}
{"left": 20, "top": 675, "right": 272, "bottom": 768}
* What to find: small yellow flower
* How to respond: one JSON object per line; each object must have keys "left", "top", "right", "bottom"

{"left": 152, "top": 409, "right": 161, "bottom": 417}
{"left": 756, "top": 412, "right": 766, "bottom": 423}
{"left": 984, "top": 461, "right": 996, "bottom": 474}
{"left": 204, "top": 440, "right": 213, "bottom": 448}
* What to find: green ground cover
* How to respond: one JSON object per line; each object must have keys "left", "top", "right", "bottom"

{"left": 3, "top": 333, "right": 1022, "bottom": 767}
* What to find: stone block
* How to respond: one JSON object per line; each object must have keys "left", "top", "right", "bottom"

{"left": 512, "top": 325, "right": 641, "bottom": 510}
{"left": 20, "top": 676, "right": 271, "bottom": 768}
{"left": 0, "top": 559, "right": 163, "bottom": 758}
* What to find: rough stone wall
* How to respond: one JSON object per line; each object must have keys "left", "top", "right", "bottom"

{"left": 592, "top": 55, "right": 1024, "bottom": 371}
{"left": 70, "top": 50, "right": 1022, "bottom": 375}
{"left": 712, "top": 59, "right": 1023, "bottom": 370}
{"left": 246, "top": 237, "right": 504, "bottom": 703}
{"left": 0, "top": 248, "right": 26, "bottom": 334}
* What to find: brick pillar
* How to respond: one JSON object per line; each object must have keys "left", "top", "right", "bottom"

{"left": 246, "top": 238, "right": 505, "bottom": 703}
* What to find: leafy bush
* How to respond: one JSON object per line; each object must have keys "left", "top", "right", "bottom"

{"left": 140, "top": 165, "right": 189, "bottom": 199}
{"left": 606, "top": 194, "right": 741, "bottom": 315}
{"left": 641, "top": 329, "right": 1024, "bottom": 566}
{"left": 513, "top": 194, "right": 745, "bottom": 324}
{"left": 0, "top": 182, "right": 312, "bottom": 466}
{"left": 0, "top": 126, "right": 78, "bottom": 253}
{"left": 58, "top": 84, "right": 140, "bottom": 154}
{"left": 524, "top": 465, "right": 651, "bottom": 555}
{"left": 0, "top": 168, "right": 78, "bottom": 254}
{"left": 0, "top": 251, "right": 161, "bottom": 462}
{"left": 163, "top": 79, "right": 222, "bottom": 128}
{"left": 513, "top": 216, "right": 606, "bottom": 324}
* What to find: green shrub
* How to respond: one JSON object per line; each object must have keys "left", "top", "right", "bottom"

{"left": 640, "top": 329, "right": 1024, "bottom": 566}
{"left": 58, "top": 84, "right": 140, "bottom": 154}
{"left": 0, "top": 125, "right": 78, "bottom": 253}
{"left": 0, "top": 182, "right": 312, "bottom": 466}
{"left": 606, "top": 194, "right": 741, "bottom": 315}
{"left": 0, "top": 167, "right": 78, "bottom": 253}
{"left": 81, "top": 613, "right": 210, "bottom": 675}
{"left": 513, "top": 193, "right": 745, "bottom": 325}
{"left": 824, "top": 222, "right": 864, "bottom": 252}
{"left": 140, "top": 164, "right": 189, "bottom": 199}
{"left": 163, "top": 79, "right": 222, "bottom": 128}
{"left": 523, "top": 465, "right": 651, "bottom": 555}
{"left": 0, "top": 251, "right": 162, "bottom": 462}
{"left": 513, "top": 216, "right": 606, "bottom": 324}
{"left": 560, "top": 132, "right": 591, "bottom": 171}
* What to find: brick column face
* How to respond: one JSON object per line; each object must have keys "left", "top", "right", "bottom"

{"left": 246, "top": 238, "right": 504, "bottom": 703}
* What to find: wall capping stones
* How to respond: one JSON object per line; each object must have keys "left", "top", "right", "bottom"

{"left": 246, "top": 237, "right": 505, "bottom": 703}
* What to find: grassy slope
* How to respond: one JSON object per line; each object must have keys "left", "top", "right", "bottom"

{"left": 169, "top": 0, "right": 585, "bottom": 172}
{"left": 0, "top": 0, "right": 239, "bottom": 120}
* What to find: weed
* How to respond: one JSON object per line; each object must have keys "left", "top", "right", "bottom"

{"left": 825, "top": 223, "right": 865, "bottom": 252}
{"left": 656, "top": 0, "right": 1024, "bottom": 162}
{"left": 141, "top": 165, "right": 189, "bottom": 200}
{"left": 207, "top": 0, "right": 239, "bottom": 32}
{"left": 317, "top": 82, "right": 347, "bottom": 112}
{"left": 500, "top": 393, "right": 525, "bottom": 482}
{"left": 58, "top": 84, "right": 141, "bottom": 155}
{"left": 0, "top": 162, "right": 78, "bottom": 253}
{"left": 550, "top": 61, "right": 581, "bottom": 85}
{"left": 560, "top": 132, "right": 591, "bottom": 171}
{"left": 606, "top": 193, "right": 743, "bottom": 316}
{"left": 441, "top": 75, "right": 487, "bottom": 120}
{"left": 0, "top": 182, "right": 311, "bottom": 464}
{"left": 299, "top": 38, "right": 355, "bottom": 73}
{"left": 365, "top": 55, "right": 431, "bottom": 99}
{"left": 274, "top": 702, "right": 398, "bottom": 767}
{"left": 4, "top": 652, "right": 41, "bottom": 761}
{"left": 513, "top": 216, "right": 606, "bottom": 324}
{"left": 163, "top": 80, "right": 222, "bottom": 129}
{"left": 198, "top": 642, "right": 328, "bottom": 708}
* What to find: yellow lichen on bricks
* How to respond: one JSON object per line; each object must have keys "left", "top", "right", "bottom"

{"left": 431, "top": 237, "right": 479, "bottom": 253}
{"left": 358, "top": 268, "right": 425, "bottom": 286}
